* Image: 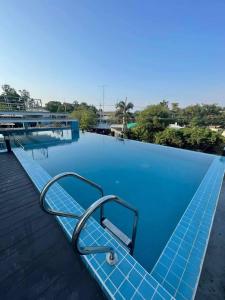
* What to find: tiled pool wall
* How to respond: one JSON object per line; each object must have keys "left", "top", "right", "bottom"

{"left": 13, "top": 148, "right": 225, "bottom": 300}
{"left": 151, "top": 155, "right": 225, "bottom": 299}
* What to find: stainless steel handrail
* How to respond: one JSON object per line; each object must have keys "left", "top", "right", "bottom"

{"left": 14, "top": 136, "right": 25, "bottom": 150}
{"left": 40, "top": 172, "right": 104, "bottom": 219}
{"left": 72, "top": 195, "right": 138, "bottom": 263}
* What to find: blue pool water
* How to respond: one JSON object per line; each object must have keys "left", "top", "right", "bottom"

{"left": 21, "top": 130, "right": 214, "bottom": 272}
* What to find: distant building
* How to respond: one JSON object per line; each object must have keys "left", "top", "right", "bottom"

{"left": 0, "top": 95, "right": 42, "bottom": 111}
{"left": 110, "top": 123, "right": 137, "bottom": 137}
{"left": 208, "top": 125, "right": 225, "bottom": 137}
{"left": 110, "top": 124, "right": 123, "bottom": 137}
{"left": 208, "top": 125, "right": 221, "bottom": 132}
{"left": 168, "top": 122, "right": 185, "bottom": 129}
{"left": 92, "top": 111, "right": 114, "bottom": 134}
{"left": 0, "top": 110, "right": 78, "bottom": 133}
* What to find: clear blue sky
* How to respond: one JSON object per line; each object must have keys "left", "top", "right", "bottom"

{"left": 0, "top": 0, "right": 225, "bottom": 109}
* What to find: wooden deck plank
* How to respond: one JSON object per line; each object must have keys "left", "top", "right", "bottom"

{"left": 0, "top": 152, "right": 106, "bottom": 300}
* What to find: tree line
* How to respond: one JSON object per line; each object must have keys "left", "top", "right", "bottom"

{"left": 1, "top": 84, "right": 224, "bottom": 154}
{"left": 129, "top": 101, "right": 225, "bottom": 154}
{"left": 0, "top": 84, "right": 41, "bottom": 110}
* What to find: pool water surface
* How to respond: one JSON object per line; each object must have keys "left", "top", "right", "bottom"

{"left": 21, "top": 130, "right": 214, "bottom": 272}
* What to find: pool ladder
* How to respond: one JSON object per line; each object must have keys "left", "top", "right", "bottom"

{"left": 40, "top": 172, "right": 138, "bottom": 265}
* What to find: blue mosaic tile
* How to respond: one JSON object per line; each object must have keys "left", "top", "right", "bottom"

{"left": 152, "top": 272, "right": 164, "bottom": 283}
{"left": 157, "top": 285, "right": 174, "bottom": 300}
{"left": 153, "top": 263, "right": 168, "bottom": 278}
{"left": 138, "top": 279, "right": 155, "bottom": 298}
{"left": 169, "top": 263, "right": 183, "bottom": 278}
{"left": 177, "top": 281, "right": 193, "bottom": 299}
{"left": 14, "top": 148, "right": 225, "bottom": 300}
{"left": 105, "top": 279, "right": 117, "bottom": 294}
{"left": 165, "top": 272, "right": 180, "bottom": 289}
{"left": 162, "top": 281, "right": 176, "bottom": 296}
{"left": 145, "top": 274, "right": 158, "bottom": 289}
{"left": 182, "top": 270, "right": 198, "bottom": 288}
{"left": 151, "top": 156, "right": 225, "bottom": 299}
{"left": 13, "top": 148, "right": 174, "bottom": 300}
{"left": 129, "top": 268, "right": 143, "bottom": 286}
{"left": 131, "top": 291, "right": 145, "bottom": 300}
{"left": 152, "top": 292, "right": 164, "bottom": 300}
{"left": 120, "top": 280, "right": 136, "bottom": 299}
{"left": 117, "top": 259, "right": 133, "bottom": 276}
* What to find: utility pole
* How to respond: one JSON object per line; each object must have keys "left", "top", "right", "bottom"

{"left": 100, "top": 85, "right": 106, "bottom": 121}
{"left": 98, "top": 85, "right": 107, "bottom": 125}
{"left": 99, "top": 103, "right": 102, "bottom": 123}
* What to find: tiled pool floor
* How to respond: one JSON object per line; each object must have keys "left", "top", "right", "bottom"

{"left": 13, "top": 148, "right": 225, "bottom": 300}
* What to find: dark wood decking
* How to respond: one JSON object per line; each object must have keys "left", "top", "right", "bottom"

{"left": 0, "top": 152, "right": 106, "bottom": 300}
{"left": 196, "top": 179, "right": 225, "bottom": 300}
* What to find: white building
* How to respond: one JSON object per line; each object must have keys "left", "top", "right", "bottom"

{"left": 168, "top": 122, "right": 185, "bottom": 129}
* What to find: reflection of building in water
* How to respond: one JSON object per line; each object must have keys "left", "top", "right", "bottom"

{"left": 12, "top": 129, "right": 79, "bottom": 159}
{"left": 31, "top": 148, "right": 49, "bottom": 160}
{"left": 31, "top": 128, "right": 79, "bottom": 141}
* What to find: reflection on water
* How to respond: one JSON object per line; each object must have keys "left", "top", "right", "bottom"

{"left": 13, "top": 129, "right": 79, "bottom": 160}
{"left": 22, "top": 131, "right": 214, "bottom": 271}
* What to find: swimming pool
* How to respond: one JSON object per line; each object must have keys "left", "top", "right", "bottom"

{"left": 17, "top": 130, "right": 213, "bottom": 272}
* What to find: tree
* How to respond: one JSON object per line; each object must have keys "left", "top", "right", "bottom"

{"left": 182, "top": 127, "right": 224, "bottom": 152}
{"left": 61, "top": 102, "right": 75, "bottom": 113}
{"left": 170, "top": 102, "right": 180, "bottom": 119}
{"left": 159, "top": 100, "right": 169, "bottom": 108}
{"left": 45, "top": 101, "right": 62, "bottom": 113}
{"left": 0, "top": 85, "right": 24, "bottom": 110}
{"left": 155, "top": 127, "right": 225, "bottom": 154}
{"left": 70, "top": 108, "right": 97, "bottom": 131}
{"left": 181, "top": 104, "right": 224, "bottom": 127}
{"left": 115, "top": 98, "right": 134, "bottom": 137}
{"left": 155, "top": 128, "right": 184, "bottom": 148}
{"left": 132, "top": 103, "right": 171, "bottom": 142}
{"left": 1, "top": 84, "right": 19, "bottom": 98}
{"left": 19, "top": 89, "right": 31, "bottom": 109}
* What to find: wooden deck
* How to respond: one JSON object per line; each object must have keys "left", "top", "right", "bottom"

{"left": 196, "top": 178, "right": 225, "bottom": 300}
{"left": 0, "top": 152, "right": 105, "bottom": 300}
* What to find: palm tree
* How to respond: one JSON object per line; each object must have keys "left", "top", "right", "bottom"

{"left": 115, "top": 98, "right": 134, "bottom": 137}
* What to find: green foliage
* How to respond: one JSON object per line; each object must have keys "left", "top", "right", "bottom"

{"left": 130, "top": 102, "right": 225, "bottom": 153}
{"left": 180, "top": 104, "right": 225, "bottom": 127}
{"left": 115, "top": 100, "right": 134, "bottom": 137}
{"left": 45, "top": 100, "right": 97, "bottom": 114}
{"left": 155, "top": 128, "right": 184, "bottom": 148}
{"left": 45, "top": 101, "right": 61, "bottom": 113}
{"left": 155, "top": 127, "right": 225, "bottom": 154}
{"left": 1, "top": 84, "right": 19, "bottom": 98}
{"left": 1, "top": 84, "right": 225, "bottom": 154}
{"left": 70, "top": 107, "right": 97, "bottom": 131}
{"left": 182, "top": 127, "right": 224, "bottom": 152}
{"left": 0, "top": 85, "right": 31, "bottom": 110}
{"left": 133, "top": 103, "right": 171, "bottom": 142}
{"left": 115, "top": 101, "right": 134, "bottom": 121}
{"left": 0, "top": 102, "right": 7, "bottom": 110}
{"left": 0, "top": 84, "right": 20, "bottom": 104}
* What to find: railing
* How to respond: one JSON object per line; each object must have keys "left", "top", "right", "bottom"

{"left": 40, "top": 172, "right": 103, "bottom": 219}
{"left": 0, "top": 95, "right": 42, "bottom": 111}
{"left": 40, "top": 172, "right": 139, "bottom": 265}
{"left": 72, "top": 195, "right": 138, "bottom": 264}
{"left": 13, "top": 136, "right": 25, "bottom": 150}
{"left": 0, "top": 140, "right": 6, "bottom": 151}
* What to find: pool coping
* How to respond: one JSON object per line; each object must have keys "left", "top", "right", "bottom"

{"left": 13, "top": 148, "right": 174, "bottom": 300}
{"left": 13, "top": 148, "right": 225, "bottom": 300}
{"left": 151, "top": 155, "right": 225, "bottom": 299}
